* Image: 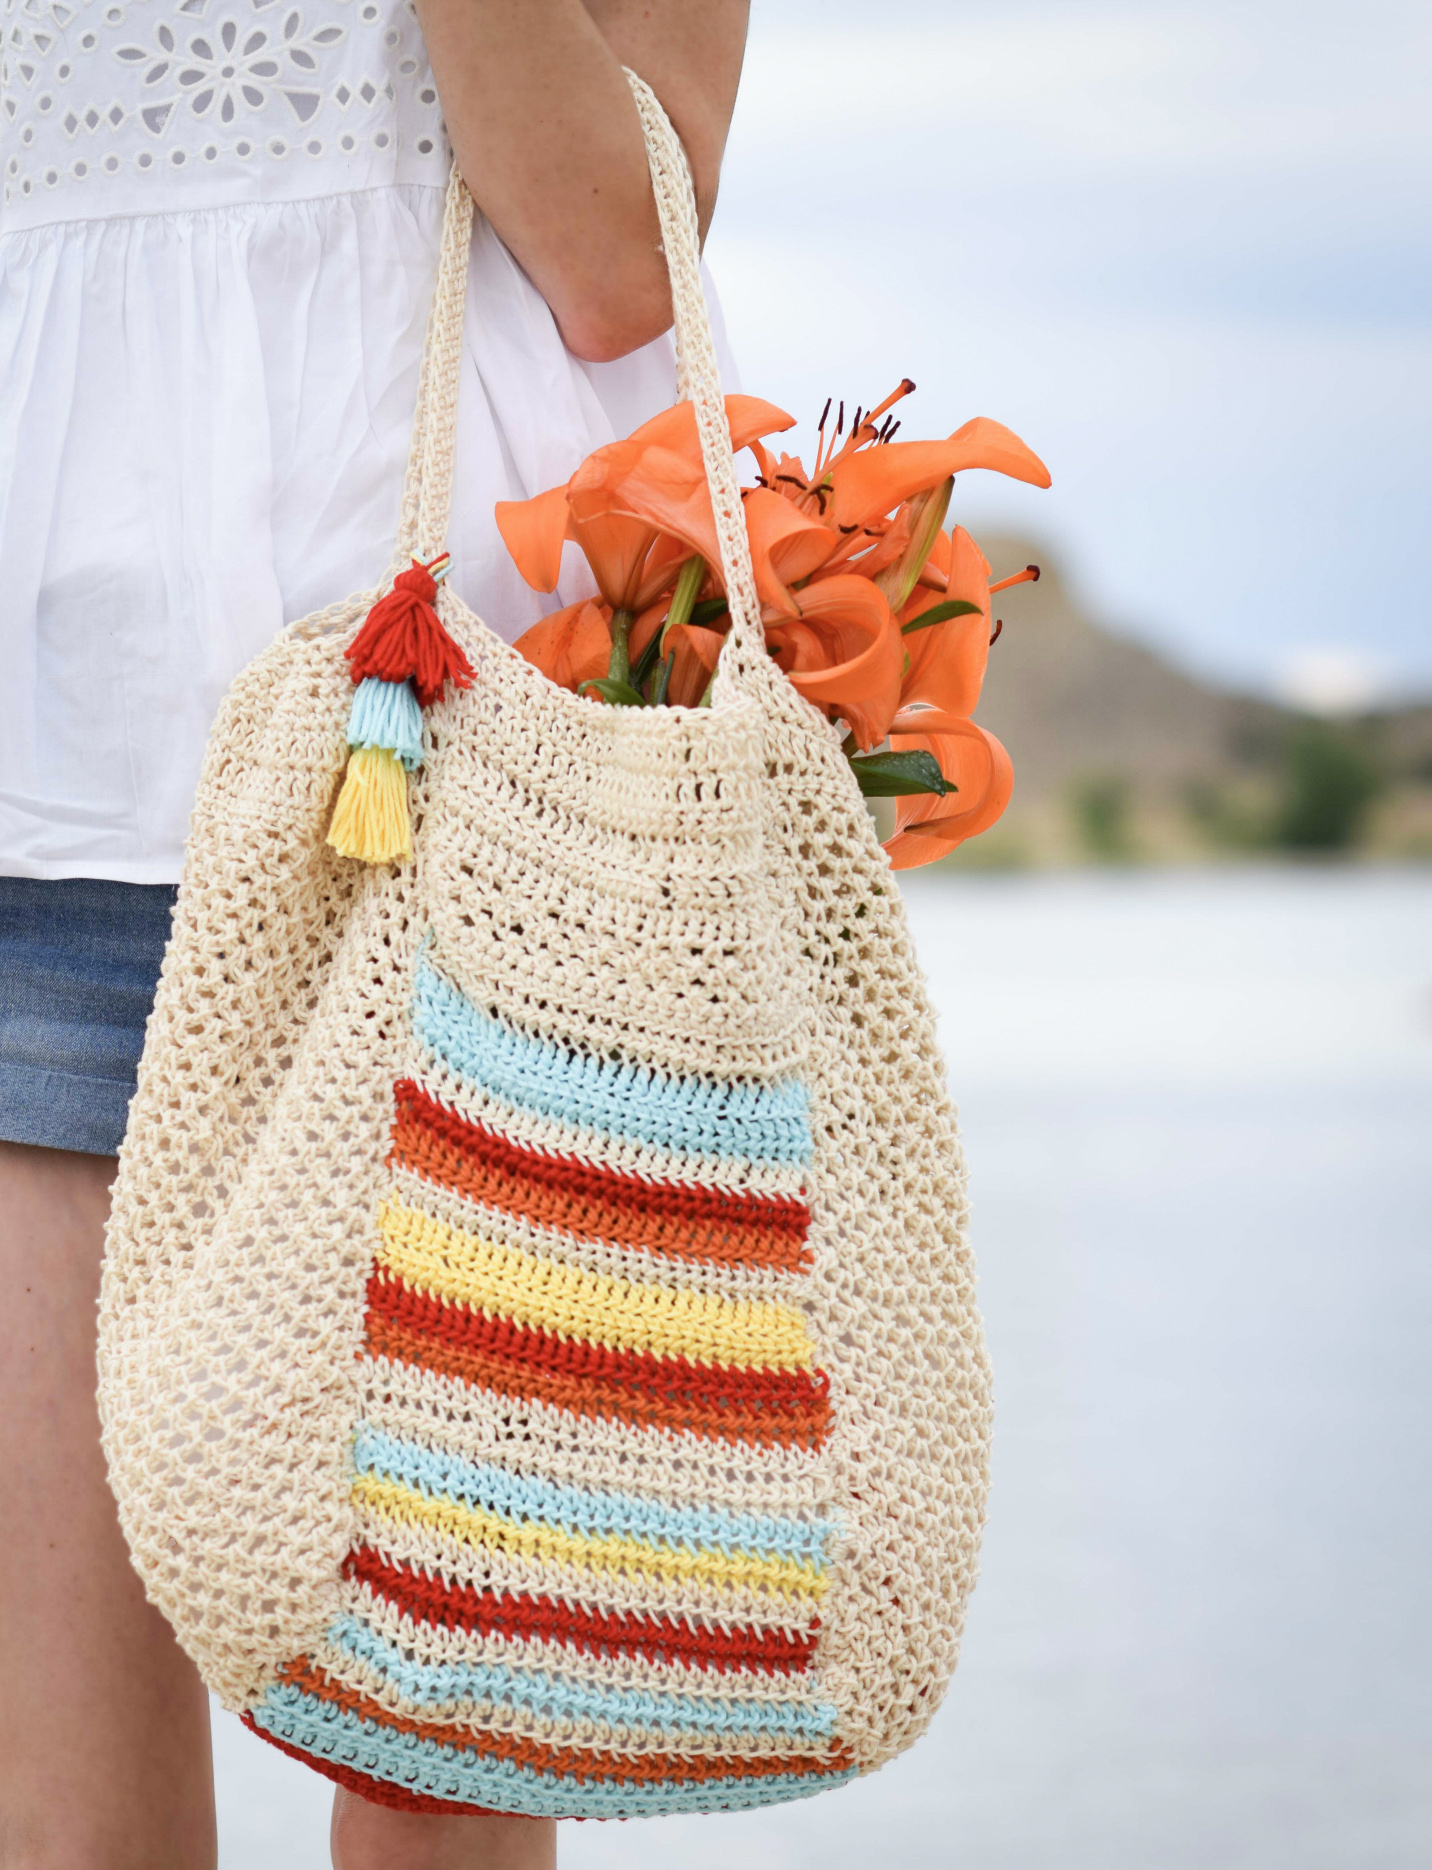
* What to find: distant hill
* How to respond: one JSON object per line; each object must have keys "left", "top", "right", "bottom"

{"left": 944, "top": 534, "right": 1432, "bottom": 865}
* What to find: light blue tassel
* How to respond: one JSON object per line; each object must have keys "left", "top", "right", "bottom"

{"left": 346, "top": 676, "right": 424, "bottom": 770}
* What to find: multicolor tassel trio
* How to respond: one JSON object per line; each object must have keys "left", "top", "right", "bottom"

{"left": 327, "top": 553, "right": 474, "bottom": 864}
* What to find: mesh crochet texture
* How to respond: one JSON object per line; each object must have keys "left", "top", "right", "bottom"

{"left": 97, "top": 75, "right": 992, "bottom": 1816}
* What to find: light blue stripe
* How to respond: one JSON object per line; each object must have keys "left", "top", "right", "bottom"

{"left": 347, "top": 677, "right": 425, "bottom": 769}
{"left": 412, "top": 955, "right": 811, "bottom": 1164}
{"left": 253, "top": 1690, "right": 854, "bottom": 1818}
{"left": 326, "top": 1615, "right": 839, "bottom": 1742}
{"left": 353, "top": 1426, "right": 837, "bottom": 1565}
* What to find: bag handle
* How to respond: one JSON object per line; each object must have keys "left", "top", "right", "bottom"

{"left": 390, "top": 71, "right": 766, "bottom": 696}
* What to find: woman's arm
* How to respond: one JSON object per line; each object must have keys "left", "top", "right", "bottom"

{"left": 413, "top": 0, "right": 749, "bottom": 363}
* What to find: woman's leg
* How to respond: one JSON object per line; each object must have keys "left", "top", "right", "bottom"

{"left": 0, "top": 1142, "right": 217, "bottom": 1870}
{"left": 331, "top": 1791, "right": 557, "bottom": 1870}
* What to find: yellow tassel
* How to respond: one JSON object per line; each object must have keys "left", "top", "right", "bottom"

{"left": 326, "top": 745, "right": 412, "bottom": 863}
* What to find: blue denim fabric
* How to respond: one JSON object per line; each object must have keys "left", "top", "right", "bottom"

{"left": 0, "top": 877, "right": 177, "bottom": 1157}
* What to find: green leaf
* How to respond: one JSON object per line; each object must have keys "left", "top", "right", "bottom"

{"left": 901, "top": 598, "right": 981, "bottom": 635}
{"left": 848, "top": 749, "right": 955, "bottom": 797}
{"left": 629, "top": 627, "right": 665, "bottom": 692}
{"left": 578, "top": 677, "right": 648, "bottom": 708}
{"left": 690, "top": 596, "right": 730, "bottom": 628}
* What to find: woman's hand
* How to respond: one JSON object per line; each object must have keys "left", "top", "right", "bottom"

{"left": 413, "top": 0, "right": 749, "bottom": 363}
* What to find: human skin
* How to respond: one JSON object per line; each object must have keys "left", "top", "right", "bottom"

{"left": 0, "top": 1143, "right": 217, "bottom": 1870}
{"left": 414, "top": 0, "right": 750, "bottom": 360}
{"left": 0, "top": 13, "right": 750, "bottom": 1865}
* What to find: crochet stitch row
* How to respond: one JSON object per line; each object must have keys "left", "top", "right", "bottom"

{"left": 373, "top": 1201, "right": 816, "bottom": 1371}
{"left": 249, "top": 1686, "right": 855, "bottom": 1816}
{"left": 363, "top": 1315, "right": 833, "bottom": 1449}
{"left": 363, "top": 1267, "right": 830, "bottom": 1420}
{"left": 351, "top": 1474, "right": 831, "bottom": 1606}
{"left": 342, "top": 1549, "right": 823, "bottom": 1673}
{"left": 351, "top": 1426, "right": 836, "bottom": 1562}
{"left": 412, "top": 955, "right": 813, "bottom": 1164}
{"left": 390, "top": 1078, "right": 812, "bottom": 1269}
{"left": 322, "top": 1614, "right": 841, "bottom": 1740}
{"left": 274, "top": 1659, "right": 849, "bottom": 1781}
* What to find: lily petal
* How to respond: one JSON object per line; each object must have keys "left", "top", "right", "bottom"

{"left": 493, "top": 484, "right": 573, "bottom": 594}
{"left": 512, "top": 599, "right": 612, "bottom": 693}
{"left": 577, "top": 442, "right": 725, "bottom": 582}
{"left": 630, "top": 394, "right": 796, "bottom": 460}
{"left": 742, "top": 487, "right": 838, "bottom": 613}
{"left": 945, "top": 417, "right": 1051, "bottom": 488}
{"left": 823, "top": 440, "right": 972, "bottom": 532}
{"left": 898, "top": 526, "right": 992, "bottom": 718}
{"left": 766, "top": 575, "right": 902, "bottom": 750}
{"left": 664, "top": 622, "right": 726, "bottom": 707}
{"left": 883, "top": 722, "right": 1014, "bottom": 869}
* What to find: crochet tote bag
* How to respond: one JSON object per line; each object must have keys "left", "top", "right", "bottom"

{"left": 98, "top": 76, "right": 992, "bottom": 1821}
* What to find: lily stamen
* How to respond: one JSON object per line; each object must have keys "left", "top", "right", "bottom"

{"left": 988, "top": 565, "right": 1040, "bottom": 593}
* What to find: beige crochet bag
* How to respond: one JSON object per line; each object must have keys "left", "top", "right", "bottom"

{"left": 98, "top": 76, "right": 992, "bottom": 1820}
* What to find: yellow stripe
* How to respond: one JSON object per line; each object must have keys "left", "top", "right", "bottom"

{"left": 375, "top": 1199, "right": 815, "bottom": 1372}
{"left": 352, "top": 1473, "right": 829, "bottom": 1605}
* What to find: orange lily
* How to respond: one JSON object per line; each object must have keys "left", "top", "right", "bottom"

{"left": 662, "top": 623, "right": 726, "bottom": 707}
{"left": 763, "top": 575, "right": 902, "bottom": 751}
{"left": 495, "top": 395, "right": 795, "bottom": 602}
{"left": 821, "top": 419, "right": 1050, "bottom": 532}
{"left": 571, "top": 441, "right": 724, "bottom": 605}
{"left": 883, "top": 720, "right": 1014, "bottom": 869}
{"left": 511, "top": 599, "right": 612, "bottom": 691}
{"left": 893, "top": 526, "right": 992, "bottom": 725}
{"left": 740, "top": 487, "right": 839, "bottom": 613}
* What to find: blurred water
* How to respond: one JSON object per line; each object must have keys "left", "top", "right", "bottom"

{"left": 212, "top": 867, "right": 1432, "bottom": 1869}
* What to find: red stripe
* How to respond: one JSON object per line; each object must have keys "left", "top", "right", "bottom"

{"left": 343, "top": 1546, "right": 819, "bottom": 1675}
{"left": 391, "top": 1079, "right": 809, "bottom": 1269}
{"left": 362, "top": 1271, "right": 830, "bottom": 1458}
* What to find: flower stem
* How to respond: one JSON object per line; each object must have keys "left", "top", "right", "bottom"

{"left": 661, "top": 556, "right": 706, "bottom": 653}
{"left": 607, "top": 608, "right": 635, "bottom": 685}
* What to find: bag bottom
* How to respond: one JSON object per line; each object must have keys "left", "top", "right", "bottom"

{"left": 242, "top": 1691, "right": 856, "bottom": 1821}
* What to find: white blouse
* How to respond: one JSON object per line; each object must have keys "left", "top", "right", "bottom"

{"left": 0, "top": 0, "right": 733, "bottom": 881}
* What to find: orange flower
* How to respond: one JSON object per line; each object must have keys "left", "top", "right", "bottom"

{"left": 495, "top": 395, "right": 795, "bottom": 604}
{"left": 764, "top": 575, "right": 902, "bottom": 751}
{"left": 511, "top": 599, "right": 612, "bottom": 691}
{"left": 662, "top": 623, "right": 726, "bottom": 707}
{"left": 893, "top": 527, "right": 992, "bottom": 725}
{"left": 883, "top": 720, "right": 1014, "bottom": 870}
{"left": 570, "top": 441, "right": 724, "bottom": 604}
{"left": 741, "top": 487, "right": 838, "bottom": 613}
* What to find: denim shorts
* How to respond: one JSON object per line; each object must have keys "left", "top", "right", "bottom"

{"left": 0, "top": 877, "right": 177, "bottom": 1157}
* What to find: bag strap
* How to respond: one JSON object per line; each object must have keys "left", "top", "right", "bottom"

{"left": 390, "top": 70, "right": 766, "bottom": 695}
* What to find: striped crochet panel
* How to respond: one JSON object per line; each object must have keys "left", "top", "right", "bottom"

{"left": 244, "top": 944, "right": 853, "bottom": 1818}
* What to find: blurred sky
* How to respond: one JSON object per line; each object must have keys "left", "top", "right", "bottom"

{"left": 706, "top": 0, "right": 1432, "bottom": 707}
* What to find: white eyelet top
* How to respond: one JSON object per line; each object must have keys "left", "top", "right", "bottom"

{"left": 0, "top": 0, "right": 733, "bottom": 880}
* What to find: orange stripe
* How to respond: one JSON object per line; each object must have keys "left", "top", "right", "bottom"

{"left": 364, "top": 1310, "right": 833, "bottom": 1452}
{"left": 279, "top": 1658, "right": 851, "bottom": 1785}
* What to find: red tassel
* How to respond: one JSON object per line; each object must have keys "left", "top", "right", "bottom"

{"left": 346, "top": 558, "right": 473, "bottom": 708}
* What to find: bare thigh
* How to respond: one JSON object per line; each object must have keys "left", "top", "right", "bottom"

{"left": 0, "top": 1142, "right": 216, "bottom": 1870}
